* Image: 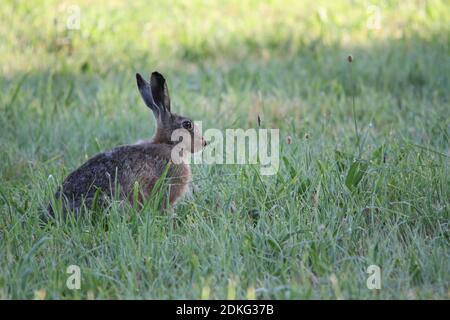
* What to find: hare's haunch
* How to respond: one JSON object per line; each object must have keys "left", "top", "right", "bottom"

{"left": 48, "top": 72, "right": 206, "bottom": 216}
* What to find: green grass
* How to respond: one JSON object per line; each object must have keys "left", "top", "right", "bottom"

{"left": 0, "top": 0, "right": 449, "bottom": 299}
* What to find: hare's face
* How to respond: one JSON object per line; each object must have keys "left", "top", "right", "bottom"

{"left": 136, "top": 72, "right": 206, "bottom": 153}
{"left": 169, "top": 114, "right": 206, "bottom": 154}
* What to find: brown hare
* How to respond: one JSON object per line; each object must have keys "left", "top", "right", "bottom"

{"left": 48, "top": 71, "right": 206, "bottom": 216}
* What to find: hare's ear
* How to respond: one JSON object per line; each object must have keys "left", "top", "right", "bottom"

{"left": 150, "top": 71, "right": 171, "bottom": 112}
{"left": 136, "top": 73, "right": 161, "bottom": 117}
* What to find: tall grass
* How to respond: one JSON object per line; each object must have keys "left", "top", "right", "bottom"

{"left": 0, "top": 0, "right": 449, "bottom": 299}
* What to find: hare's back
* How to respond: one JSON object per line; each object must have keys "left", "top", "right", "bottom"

{"left": 61, "top": 144, "right": 164, "bottom": 190}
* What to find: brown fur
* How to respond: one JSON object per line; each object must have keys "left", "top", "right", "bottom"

{"left": 48, "top": 71, "right": 204, "bottom": 217}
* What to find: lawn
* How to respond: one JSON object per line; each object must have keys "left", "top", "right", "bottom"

{"left": 0, "top": 0, "right": 449, "bottom": 299}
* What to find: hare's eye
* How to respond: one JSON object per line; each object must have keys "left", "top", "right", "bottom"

{"left": 182, "top": 120, "right": 193, "bottom": 130}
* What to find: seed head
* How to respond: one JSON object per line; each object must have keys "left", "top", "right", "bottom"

{"left": 286, "top": 135, "right": 292, "bottom": 145}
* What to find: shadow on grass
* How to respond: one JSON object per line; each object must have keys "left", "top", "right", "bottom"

{"left": 0, "top": 32, "right": 448, "bottom": 184}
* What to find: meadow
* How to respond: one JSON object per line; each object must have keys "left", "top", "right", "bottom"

{"left": 0, "top": 0, "right": 449, "bottom": 299}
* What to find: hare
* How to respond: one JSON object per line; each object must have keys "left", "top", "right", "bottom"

{"left": 48, "top": 71, "right": 206, "bottom": 216}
